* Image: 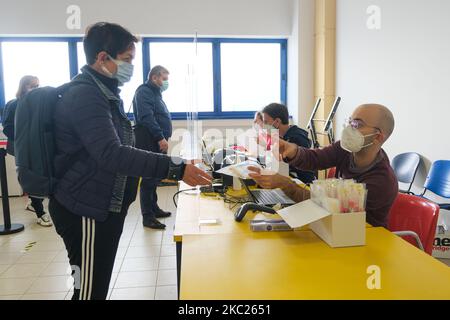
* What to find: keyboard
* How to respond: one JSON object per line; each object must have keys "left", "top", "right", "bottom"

{"left": 251, "top": 189, "right": 295, "bottom": 205}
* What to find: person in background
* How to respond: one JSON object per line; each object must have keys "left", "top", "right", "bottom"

{"left": 133, "top": 65, "right": 172, "bottom": 229}
{"left": 261, "top": 103, "right": 315, "bottom": 184}
{"left": 50, "top": 22, "right": 211, "bottom": 300}
{"left": 253, "top": 111, "right": 263, "bottom": 128}
{"left": 2, "top": 75, "right": 52, "bottom": 227}
{"left": 252, "top": 110, "right": 273, "bottom": 153}
{"left": 249, "top": 104, "right": 398, "bottom": 228}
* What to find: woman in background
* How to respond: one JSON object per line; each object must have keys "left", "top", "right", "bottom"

{"left": 253, "top": 111, "right": 272, "bottom": 151}
{"left": 1, "top": 75, "right": 53, "bottom": 227}
{"left": 253, "top": 111, "right": 263, "bottom": 128}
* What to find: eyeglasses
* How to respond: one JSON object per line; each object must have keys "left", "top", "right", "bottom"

{"left": 346, "top": 117, "right": 382, "bottom": 133}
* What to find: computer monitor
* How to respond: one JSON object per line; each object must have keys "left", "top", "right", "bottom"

{"left": 307, "top": 98, "right": 322, "bottom": 130}
{"left": 324, "top": 96, "right": 341, "bottom": 133}
{"left": 307, "top": 98, "right": 322, "bottom": 149}
{"left": 201, "top": 139, "right": 214, "bottom": 171}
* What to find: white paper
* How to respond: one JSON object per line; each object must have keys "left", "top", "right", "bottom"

{"left": 277, "top": 199, "right": 331, "bottom": 228}
{"left": 199, "top": 219, "right": 221, "bottom": 225}
{"left": 216, "top": 160, "right": 261, "bottom": 179}
{"left": 277, "top": 161, "right": 289, "bottom": 177}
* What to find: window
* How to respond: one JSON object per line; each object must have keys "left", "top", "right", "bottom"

{"left": 149, "top": 42, "right": 214, "bottom": 113}
{"left": 0, "top": 37, "right": 286, "bottom": 119}
{"left": 1, "top": 41, "right": 70, "bottom": 102}
{"left": 220, "top": 42, "right": 281, "bottom": 112}
{"left": 76, "top": 42, "right": 85, "bottom": 71}
{"left": 77, "top": 42, "right": 144, "bottom": 110}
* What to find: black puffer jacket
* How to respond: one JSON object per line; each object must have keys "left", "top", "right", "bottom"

{"left": 53, "top": 66, "right": 182, "bottom": 221}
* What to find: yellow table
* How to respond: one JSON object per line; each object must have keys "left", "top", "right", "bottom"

{"left": 173, "top": 182, "right": 371, "bottom": 243}
{"left": 173, "top": 182, "right": 374, "bottom": 297}
{"left": 173, "top": 184, "right": 289, "bottom": 242}
{"left": 180, "top": 227, "right": 450, "bottom": 300}
{"left": 173, "top": 182, "right": 289, "bottom": 295}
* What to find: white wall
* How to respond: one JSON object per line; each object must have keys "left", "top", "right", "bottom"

{"left": 1, "top": 0, "right": 317, "bottom": 193}
{"left": 0, "top": 0, "right": 306, "bottom": 129}
{"left": 288, "top": 0, "right": 315, "bottom": 127}
{"left": 335, "top": 0, "right": 450, "bottom": 196}
{"left": 0, "top": 0, "right": 293, "bottom": 36}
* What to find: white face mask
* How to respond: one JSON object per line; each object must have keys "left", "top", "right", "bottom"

{"left": 341, "top": 125, "right": 378, "bottom": 153}
{"left": 253, "top": 123, "right": 262, "bottom": 132}
{"left": 263, "top": 120, "right": 279, "bottom": 132}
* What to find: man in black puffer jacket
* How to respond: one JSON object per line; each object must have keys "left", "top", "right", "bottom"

{"left": 50, "top": 22, "right": 211, "bottom": 300}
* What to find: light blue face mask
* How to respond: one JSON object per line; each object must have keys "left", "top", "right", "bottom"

{"left": 161, "top": 80, "right": 169, "bottom": 92}
{"left": 108, "top": 55, "right": 134, "bottom": 86}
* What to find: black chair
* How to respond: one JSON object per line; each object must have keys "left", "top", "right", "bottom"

{"left": 391, "top": 152, "right": 421, "bottom": 194}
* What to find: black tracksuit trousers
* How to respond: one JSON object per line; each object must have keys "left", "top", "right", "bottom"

{"left": 49, "top": 198, "right": 127, "bottom": 300}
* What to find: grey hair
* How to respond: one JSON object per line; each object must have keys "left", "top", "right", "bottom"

{"left": 148, "top": 65, "right": 169, "bottom": 81}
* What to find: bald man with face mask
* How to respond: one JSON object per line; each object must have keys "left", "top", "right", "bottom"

{"left": 249, "top": 104, "right": 398, "bottom": 228}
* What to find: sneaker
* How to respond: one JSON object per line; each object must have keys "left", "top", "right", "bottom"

{"left": 37, "top": 213, "right": 53, "bottom": 227}
{"left": 25, "top": 199, "right": 35, "bottom": 212}
{"left": 155, "top": 208, "right": 172, "bottom": 218}
{"left": 143, "top": 217, "right": 166, "bottom": 230}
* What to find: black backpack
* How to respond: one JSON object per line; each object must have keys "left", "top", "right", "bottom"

{"left": 14, "top": 82, "right": 78, "bottom": 197}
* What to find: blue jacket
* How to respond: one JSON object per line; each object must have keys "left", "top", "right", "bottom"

{"left": 53, "top": 66, "right": 183, "bottom": 222}
{"left": 133, "top": 81, "right": 172, "bottom": 142}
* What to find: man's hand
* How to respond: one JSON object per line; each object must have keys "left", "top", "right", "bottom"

{"left": 275, "top": 139, "right": 298, "bottom": 161}
{"left": 182, "top": 164, "right": 212, "bottom": 186}
{"left": 248, "top": 166, "right": 291, "bottom": 189}
{"left": 158, "top": 139, "right": 169, "bottom": 153}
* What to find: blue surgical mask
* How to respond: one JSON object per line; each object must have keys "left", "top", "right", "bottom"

{"left": 108, "top": 55, "right": 134, "bottom": 86}
{"left": 161, "top": 80, "right": 169, "bottom": 92}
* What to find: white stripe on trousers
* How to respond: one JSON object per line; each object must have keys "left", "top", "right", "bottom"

{"left": 80, "top": 218, "right": 85, "bottom": 300}
{"left": 88, "top": 218, "right": 95, "bottom": 299}
{"left": 80, "top": 217, "right": 95, "bottom": 300}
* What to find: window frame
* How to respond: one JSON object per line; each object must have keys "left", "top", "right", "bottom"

{"left": 0, "top": 36, "right": 82, "bottom": 109}
{"left": 144, "top": 37, "right": 287, "bottom": 120}
{"left": 0, "top": 36, "right": 287, "bottom": 120}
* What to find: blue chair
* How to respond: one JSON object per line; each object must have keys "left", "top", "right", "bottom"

{"left": 421, "top": 160, "right": 450, "bottom": 210}
{"left": 391, "top": 152, "right": 421, "bottom": 194}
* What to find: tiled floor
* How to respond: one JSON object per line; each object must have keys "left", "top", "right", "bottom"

{"left": 0, "top": 186, "right": 178, "bottom": 300}
{"left": 1, "top": 186, "right": 450, "bottom": 300}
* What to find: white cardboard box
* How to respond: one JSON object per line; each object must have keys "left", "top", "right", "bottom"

{"left": 309, "top": 211, "right": 366, "bottom": 248}
{"left": 278, "top": 199, "right": 366, "bottom": 248}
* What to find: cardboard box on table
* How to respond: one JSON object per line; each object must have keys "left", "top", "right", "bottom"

{"left": 278, "top": 199, "right": 366, "bottom": 248}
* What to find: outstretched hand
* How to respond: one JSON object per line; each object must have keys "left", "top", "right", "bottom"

{"left": 248, "top": 166, "right": 291, "bottom": 189}
{"left": 182, "top": 164, "right": 212, "bottom": 186}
